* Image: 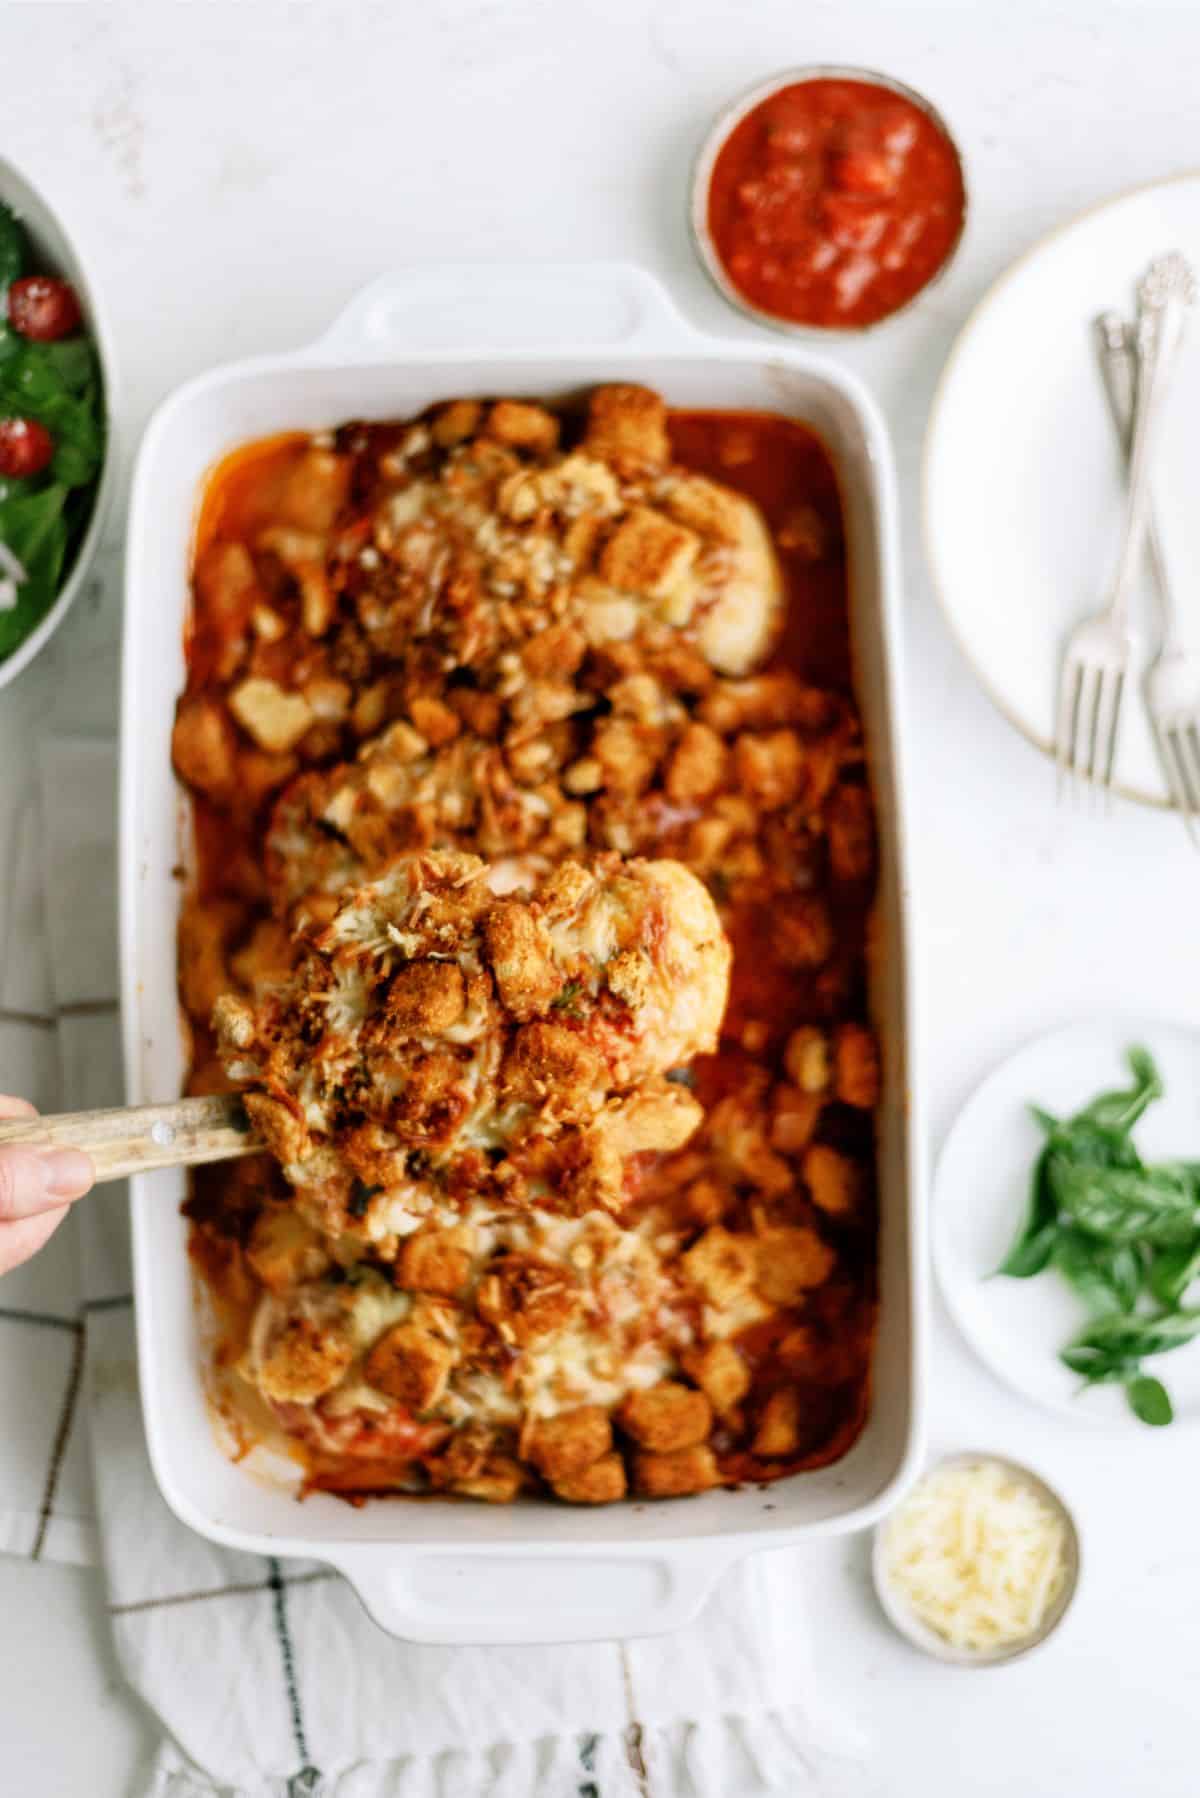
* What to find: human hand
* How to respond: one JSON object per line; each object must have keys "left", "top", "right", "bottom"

{"left": 0, "top": 1096, "right": 94, "bottom": 1276}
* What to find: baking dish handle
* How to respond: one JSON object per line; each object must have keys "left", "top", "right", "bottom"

{"left": 311, "top": 261, "right": 706, "bottom": 359}
{"left": 330, "top": 1539, "right": 746, "bottom": 1645}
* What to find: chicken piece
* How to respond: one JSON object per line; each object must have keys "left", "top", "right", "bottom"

{"left": 364, "top": 1323, "right": 456, "bottom": 1411}
{"left": 229, "top": 677, "right": 315, "bottom": 754}
{"left": 449, "top": 1457, "right": 524, "bottom": 1503}
{"left": 243, "top": 1092, "right": 311, "bottom": 1168}
{"left": 527, "top": 1405, "right": 612, "bottom": 1482}
{"left": 229, "top": 917, "right": 294, "bottom": 994}
{"left": 804, "top": 1144, "right": 866, "bottom": 1218}
{"left": 734, "top": 730, "right": 806, "bottom": 812}
{"left": 279, "top": 447, "right": 351, "bottom": 534}
{"left": 178, "top": 898, "right": 244, "bottom": 1023}
{"left": 689, "top": 493, "right": 785, "bottom": 677}
{"left": 835, "top": 1023, "right": 881, "bottom": 1108}
{"left": 551, "top": 1452, "right": 627, "bottom": 1505}
{"left": 172, "top": 693, "right": 237, "bottom": 798}
{"left": 633, "top": 1445, "right": 719, "bottom": 1498}
{"left": 194, "top": 541, "right": 261, "bottom": 680}
{"left": 485, "top": 400, "right": 559, "bottom": 454}
{"left": 699, "top": 672, "right": 835, "bottom": 736}
{"left": 246, "top": 1208, "right": 330, "bottom": 1294}
{"left": 618, "top": 1382, "right": 711, "bottom": 1452}
{"left": 769, "top": 1084, "right": 824, "bottom": 1156}
{"left": 754, "top": 1225, "right": 835, "bottom": 1305}
{"left": 503, "top": 1022, "right": 608, "bottom": 1117}
{"left": 752, "top": 1387, "right": 802, "bottom": 1458}
{"left": 397, "top": 1225, "right": 474, "bottom": 1298}
{"left": 583, "top": 383, "right": 670, "bottom": 468}
{"left": 827, "top": 783, "right": 874, "bottom": 882}
{"left": 253, "top": 1295, "right": 355, "bottom": 1404}
{"left": 681, "top": 1340, "right": 749, "bottom": 1418}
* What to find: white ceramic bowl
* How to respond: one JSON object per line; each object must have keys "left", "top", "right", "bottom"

{"left": 689, "top": 65, "right": 968, "bottom": 339}
{"left": 122, "top": 262, "right": 925, "bottom": 1643}
{"left": 0, "top": 156, "right": 118, "bottom": 692}
{"left": 872, "top": 1450, "right": 1081, "bottom": 1666}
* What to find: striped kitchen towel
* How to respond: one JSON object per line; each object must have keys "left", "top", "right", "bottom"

{"left": 1, "top": 733, "right": 864, "bottom": 1798}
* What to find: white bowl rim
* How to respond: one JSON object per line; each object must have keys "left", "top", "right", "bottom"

{"left": 0, "top": 153, "right": 119, "bottom": 692}
{"left": 871, "top": 1448, "right": 1081, "bottom": 1667}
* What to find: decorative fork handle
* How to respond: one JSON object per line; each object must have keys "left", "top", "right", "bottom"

{"left": 1094, "top": 312, "right": 1171, "bottom": 602}
{"left": 1106, "top": 253, "right": 1195, "bottom": 623}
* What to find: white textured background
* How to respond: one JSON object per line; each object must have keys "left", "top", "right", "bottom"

{"left": 3, "top": 2, "right": 1200, "bottom": 1792}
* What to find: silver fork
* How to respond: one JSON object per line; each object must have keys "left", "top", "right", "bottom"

{"left": 1096, "top": 309, "right": 1200, "bottom": 841}
{"left": 1056, "top": 252, "right": 1195, "bottom": 805}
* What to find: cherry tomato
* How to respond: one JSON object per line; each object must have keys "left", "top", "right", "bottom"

{"left": 0, "top": 416, "right": 55, "bottom": 478}
{"left": 7, "top": 275, "right": 82, "bottom": 341}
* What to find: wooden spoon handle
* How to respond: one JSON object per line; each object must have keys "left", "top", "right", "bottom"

{"left": 0, "top": 1094, "right": 260, "bottom": 1184}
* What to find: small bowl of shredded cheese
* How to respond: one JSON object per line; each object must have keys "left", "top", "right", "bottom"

{"left": 872, "top": 1453, "right": 1079, "bottom": 1664}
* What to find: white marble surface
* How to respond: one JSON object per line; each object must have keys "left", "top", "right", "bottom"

{"left": 5, "top": 1, "right": 1200, "bottom": 1792}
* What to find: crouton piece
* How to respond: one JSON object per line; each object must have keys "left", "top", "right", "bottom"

{"left": 476, "top": 1255, "right": 580, "bottom": 1345}
{"left": 752, "top": 1387, "right": 802, "bottom": 1458}
{"left": 584, "top": 384, "right": 670, "bottom": 468}
{"left": 243, "top": 1093, "right": 311, "bottom": 1168}
{"left": 178, "top": 897, "right": 243, "bottom": 1023}
{"left": 385, "top": 960, "right": 467, "bottom": 1034}
{"left": 591, "top": 717, "right": 661, "bottom": 796}
{"left": 699, "top": 673, "right": 835, "bottom": 735}
{"left": 256, "top": 1308, "right": 355, "bottom": 1403}
{"left": 431, "top": 399, "right": 483, "bottom": 447}
{"left": 246, "top": 1209, "right": 329, "bottom": 1293}
{"left": 407, "top": 695, "right": 460, "bottom": 746}
{"left": 280, "top": 448, "right": 351, "bottom": 533}
{"left": 784, "top": 1027, "right": 831, "bottom": 1094}
{"left": 551, "top": 1452, "right": 628, "bottom": 1505}
{"left": 364, "top": 1323, "right": 456, "bottom": 1411}
{"left": 775, "top": 895, "right": 834, "bottom": 968}
{"left": 754, "top": 1225, "right": 835, "bottom": 1305}
{"left": 450, "top": 1456, "right": 524, "bottom": 1503}
{"left": 587, "top": 1083, "right": 703, "bottom": 1165}
{"left": 397, "top": 1225, "right": 474, "bottom": 1298}
{"left": 682, "top": 1176, "right": 732, "bottom": 1226}
{"left": 194, "top": 540, "right": 261, "bottom": 678}
{"left": 827, "top": 783, "right": 874, "bottom": 881}
{"left": 804, "top": 1144, "right": 866, "bottom": 1218}
{"left": 600, "top": 507, "right": 698, "bottom": 602}
{"left": 680, "top": 1226, "right": 758, "bottom": 1309}
{"left": 633, "top": 1444, "right": 719, "bottom": 1498}
{"left": 483, "top": 902, "right": 563, "bottom": 1018}
{"left": 665, "top": 722, "right": 727, "bottom": 804}
{"left": 769, "top": 1084, "right": 824, "bottom": 1156}
{"left": 230, "top": 918, "right": 294, "bottom": 994}
{"left": 485, "top": 400, "right": 560, "bottom": 454}
{"left": 521, "top": 623, "right": 587, "bottom": 681}
{"left": 527, "top": 1405, "right": 612, "bottom": 1482}
{"left": 503, "top": 1021, "right": 606, "bottom": 1113}
{"left": 835, "top": 1023, "right": 881, "bottom": 1108}
{"left": 681, "top": 1340, "right": 749, "bottom": 1417}
{"left": 661, "top": 473, "right": 748, "bottom": 547}
{"left": 734, "top": 730, "right": 806, "bottom": 811}
{"left": 229, "top": 677, "right": 315, "bottom": 754}
{"left": 172, "top": 693, "right": 238, "bottom": 798}
{"left": 618, "top": 1381, "right": 712, "bottom": 1452}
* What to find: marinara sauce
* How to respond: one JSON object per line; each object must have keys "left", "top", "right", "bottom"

{"left": 705, "top": 76, "right": 964, "bottom": 330}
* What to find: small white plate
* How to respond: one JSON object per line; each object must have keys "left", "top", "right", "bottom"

{"left": 934, "top": 1017, "right": 1200, "bottom": 1424}
{"left": 924, "top": 171, "right": 1200, "bottom": 807}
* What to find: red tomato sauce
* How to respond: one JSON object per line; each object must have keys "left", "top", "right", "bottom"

{"left": 706, "top": 77, "right": 964, "bottom": 329}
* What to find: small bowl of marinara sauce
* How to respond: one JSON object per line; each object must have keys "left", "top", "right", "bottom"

{"left": 692, "top": 67, "right": 966, "bottom": 334}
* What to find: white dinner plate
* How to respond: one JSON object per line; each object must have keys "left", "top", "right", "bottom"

{"left": 924, "top": 171, "right": 1200, "bottom": 806}
{"left": 935, "top": 1018, "right": 1200, "bottom": 1425}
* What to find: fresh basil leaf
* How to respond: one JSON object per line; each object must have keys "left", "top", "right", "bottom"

{"left": 1053, "top": 1229, "right": 1138, "bottom": 1315}
{"left": 995, "top": 1144, "right": 1059, "bottom": 1277}
{"left": 1069, "top": 1306, "right": 1200, "bottom": 1363}
{"left": 1148, "top": 1237, "right": 1200, "bottom": 1308}
{"left": 0, "top": 202, "right": 25, "bottom": 298}
{"left": 1030, "top": 1105, "right": 1060, "bottom": 1134}
{"left": 0, "top": 482, "right": 67, "bottom": 657}
{"left": 1127, "top": 1374, "right": 1173, "bottom": 1426}
{"left": 1075, "top": 1045, "right": 1163, "bottom": 1135}
{"left": 1051, "top": 1160, "right": 1198, "bottom": 1245}
{"left": 1060, "top": 1342, "right": 1141, "bottom": 1384}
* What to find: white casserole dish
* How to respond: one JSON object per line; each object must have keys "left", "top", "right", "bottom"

{"left": 120, "top": 262, "right": 924, "bottom": 1645}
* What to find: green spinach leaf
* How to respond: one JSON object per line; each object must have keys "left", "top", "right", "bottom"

{"left": 0, "top": 202, "right": 25, "bottom": 298}
{"left": 0, "top": 483, "right": 67, "bottom": 656}
{"left": 1127, "top": 1374, "right": 1173, "bottom": 1426}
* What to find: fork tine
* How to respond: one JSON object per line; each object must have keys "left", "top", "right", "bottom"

{"left": 1055, "top": 655, "right": 1083, "bottom": 805}
{"left": 1178, "top": 724, "right": 1200, "bottom": 837}
{"left": 1097, "top": 667, "right": 1126, "bottom": 811}
{"left": 1156, "top": 725, "right": 1199, "bottom": 843}
{"left": 1081, "top": 663, "right": 1107, "bottom": 801}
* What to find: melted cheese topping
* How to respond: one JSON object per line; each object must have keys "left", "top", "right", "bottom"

{"left": 880, "top": 1460, "right": 1072, "bottom": 1655}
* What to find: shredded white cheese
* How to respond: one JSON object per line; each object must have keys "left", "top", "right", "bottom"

{"left": 880, "top": 1458, "right": 1072, "bottom": 1655}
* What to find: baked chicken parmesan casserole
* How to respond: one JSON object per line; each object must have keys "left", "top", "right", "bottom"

{"left": 173, "top": 383, "right": 880, "bottom": 1506}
